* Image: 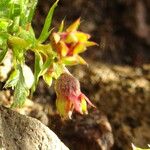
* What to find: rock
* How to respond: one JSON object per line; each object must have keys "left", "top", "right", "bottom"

{"left": 49, "top": 110, "right": 114, "bottom": 150}
{"left": 0, "top": 105, "right": 69, "bottom": 150}
{"left": 72, "top": 62, "right": 150, "bottom": 149}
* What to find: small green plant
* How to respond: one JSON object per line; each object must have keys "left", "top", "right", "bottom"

{"left": 0, "top": 0, "right": 96, "bottom": 119}
{"left": 132, "top": 144, "right": 150, "bottom": 150}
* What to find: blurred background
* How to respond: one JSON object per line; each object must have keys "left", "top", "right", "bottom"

{"left": 30, "top": 0, "right": 150, "bottom": 150}
{"left": 34, "top": 0, "right": 150, "bottom": 66}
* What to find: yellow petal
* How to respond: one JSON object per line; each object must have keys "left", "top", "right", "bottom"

{"left": 86, "top": 41, "right": 98, "bottom": 47}
{"left": 73, "top": 42, "right": 86, "bottom": 54}
{"left": 81, "top": 98, "right": 88, "bottom": 114}
{"left": 61, "top": 55, "right": 87, "bottom": 65}
{"left": 75, "top": 32, "right": 90, "bottom": 42}
{"left": 52, "top": 33, "right": 60, "bottom": 44}
{"left": 65, "top": 32, "right": 78, "bottom": 43}
{"left": 66, "top": 18, "right": 80, "bottom": 32}
{"left": 57, "top": 41, "right": 69, "bottom": 56}
{"left": 56, "top": 98, "right": 67, "bottom": 117}
{"left": 61, "top": 56, "right": 78, "bottom": 65}
{"left": 76, "top": 55, "right": 87, "bottom": 65}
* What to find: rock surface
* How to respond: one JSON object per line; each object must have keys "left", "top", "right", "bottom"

{"left": 49, "top": 110, "right": 114, "bottom": 150}
{"left": 0, "top": 105, "right": 69, "bottom": 150}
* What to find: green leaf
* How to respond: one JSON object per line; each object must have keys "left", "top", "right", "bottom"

{"left": 0, "top": 48, "right": 8, "bottom": 63}
{"left": 0, "top": 32, "right": 8, "bottom": 63}
{"left": 10, "top": 16, "right": 20, "bottom": 33}
{"left": 38, "top": 0, "right": 59, "bottom": 43}
{"left": 0, "top": 0, "right": 38, "bottom": 31}
{"left": 4, "top": 69, "right": 19, "bottom": 89}
{"left": 0, "top": 0, "right": 11, "bottom": 7}
{"left": 11, "top": 65, "right": 29, "bottom": 108}
{"left": 43, "top": 74, "right": 53, "bottom": 86}
{"left": 42, "top": 63, "right": 64, "bottom": 86}
{"left": 31, "top": 53, "right": 43, "bottom": 94}
{"left": 39, "top": 58, "right": 52, "bottom": 76}
{"left": 52, "top": 63, "right": 64, "bottom": 79}
{"left": 17, "top": 26, "right": 36, "bottom": 48}
{"left": 0, "top": 18, "right": 10, "bottom": 32}
{"left": 132, "top": 144, "right": 150, "bottom": 150}
{"left": 34, "top": 43, "right": 56, "bottom": 58}
{"left": 8, "top": 36, "right": 29, "bottom": 50}
{"left": 27, "top": 0, "right": 38, "bottom": 22}
{"left": 8, "top": 36, "right": 29, "bottom": 62}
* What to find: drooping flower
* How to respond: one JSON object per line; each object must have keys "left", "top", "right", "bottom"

{"left": 55, "top": 72, "right": 95, "bottom": 119}
{"left": 51, "top": 19, "right": 97, "bottom": 65}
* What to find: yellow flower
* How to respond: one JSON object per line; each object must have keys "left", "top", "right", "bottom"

{"left": 51, "top": 19, "right": 97, "bottom": 65}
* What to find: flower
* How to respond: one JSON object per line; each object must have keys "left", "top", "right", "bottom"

{"left": 51, "top": 19, "right": 97, "bottom": 65}
{"left": 55, "top": 72, "right": 95, "bottom": 119}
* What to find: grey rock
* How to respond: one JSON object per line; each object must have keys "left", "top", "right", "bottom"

{"left": 0, "top": 105, "right": 69, "bottom": 150}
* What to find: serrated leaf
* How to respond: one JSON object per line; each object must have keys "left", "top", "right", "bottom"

{"left": 11, "top": 65, "right": 29, "bottom": 108}
{"left": 4, "top": 69, "right": 19, "bottom": 89}
{"left": 38, "top": 0, "right": 59, "bottom": 43}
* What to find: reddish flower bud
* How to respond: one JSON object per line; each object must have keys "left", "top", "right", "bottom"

{"left": 55, "top": 73, "right": 95, "bottom": 119}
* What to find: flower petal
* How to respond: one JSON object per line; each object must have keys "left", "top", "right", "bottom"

{"left": 52, "top": 33, "right": 60, "bottom": 44}
{"left": 66, "top": 18, "right": 80, "bottom": 32}
{"left": 73, "top": 98, "right": 83, "bottom": 114}
{"left": 73, "top": 42, "right": 86, "bottom": 54}
{"left": 61, "top": 55, "right": 87, "bottom": 65}
{"left": 75, "top": 31, "right": 90, "bottom": 42}
{"left": 65, "top": 32, "right": 78, "bottom": 43}
{"left": 80, "top": 93, "right": 96, "bottom": 108}
{"left": 86, "top": 41, "right": 98, "bottom": 47}
{"left": 81, "top": 98, "right": 88, "bottom": 114}
{"left": 57, "top": 41, "right": 69, "bottom": 57}
{"left": 76, "top": 55, "right": 87, "bottom": 65}
{"left": 56, "top": 97, "right": 72, "bottom": 118}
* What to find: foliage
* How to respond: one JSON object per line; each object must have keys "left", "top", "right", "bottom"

{"left": 0, "top": 0, "right": 96, "bottom": 118}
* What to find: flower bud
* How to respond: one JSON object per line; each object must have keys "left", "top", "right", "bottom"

{"left": 55, "top": 73, "right": 95, "bottom": 119}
